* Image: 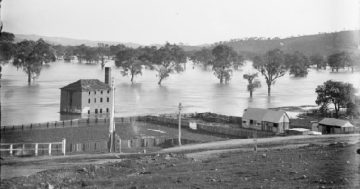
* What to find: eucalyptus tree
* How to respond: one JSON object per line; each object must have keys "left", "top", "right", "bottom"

{"left": 243, "top": 73, "right": 261, "bottom": 98}
{"left": 13, "top": 39, "right": 56, "bottom": 84}
{"left": 327, "top": 52, "right": 348, "bottom": 72}
{"left": 253, "top": 49, "right": 286, "bottom": 96}
{"left": 309, "top": 54, "right": 327, "bottom": 70}
{"left": 115, "top": 47, "right": 144, "bottom": 84}
{"left": 285, "top": 51, "right": 309, "bottom": 77}
{"left": 211, "top": 45, "right": 243, "bottom": 84}
{"left": 190, "top": 48, "right": 213, "bottom": 70}
{"left": 152, "top": 43, "right": 187, "bottom": 85}
{"left": 0, "top": 32, "right": 15, "bottom": 79}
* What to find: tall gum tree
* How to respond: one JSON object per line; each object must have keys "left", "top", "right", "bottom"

{"left": 13, "top": 39, "right": 56, "bottom": 84}
{"left": 211, "top": 45, "right": 243, "bottom": 84}
{"left": 253, "top": 49, "right": 286, "bottom": 96}
{"left": 153, "top": 43, "right": 186, "bottom": 86}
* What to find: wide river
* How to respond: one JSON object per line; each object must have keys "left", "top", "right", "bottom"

{"left": 1, "top": 61, "right": 359, "bottom": 126}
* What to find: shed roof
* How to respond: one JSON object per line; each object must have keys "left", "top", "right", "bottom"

{"left": 319, "top": 118, "right": 354, "bottom": 128}
{"left": 243, "top": 108, "right": 289, "bottom": 123}
{"left": 61, "top": 79, "right": 111, "bottom": 91}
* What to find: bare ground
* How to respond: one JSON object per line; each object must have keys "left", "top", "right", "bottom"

{"left": 1, "top": 134, "right": 359, "bottom": 189}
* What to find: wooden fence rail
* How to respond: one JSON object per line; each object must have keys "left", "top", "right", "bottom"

{"left": 0, "top": 139, "right": 66, "bottom": 156}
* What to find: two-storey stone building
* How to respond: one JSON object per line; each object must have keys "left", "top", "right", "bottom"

{"left": 60, "top": 67, "right": 113, "bottom": 115}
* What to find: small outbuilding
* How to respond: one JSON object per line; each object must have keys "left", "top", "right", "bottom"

{"left": 242, "top": 108, "right": 290, "bottom": 134}
{"left": 318, "top": 118, "right": 355, "bottom": 134}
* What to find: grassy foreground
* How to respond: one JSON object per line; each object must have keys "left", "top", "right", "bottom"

{"left": 1, "top": 135, "right": 359, "bottom": 189}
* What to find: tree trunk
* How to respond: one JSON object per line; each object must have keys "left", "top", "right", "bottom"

{"left": 158, "top": 77, "right": 163, "bottom": 86}
{"left": 27, "top": 69, "right": 31, "bottom": 84}
{"left": 250, "top": 90, "right": 253, "bottom": 98}
{"left": 131, "top": 73, "right": 134, "bottom": 84}
{"left": 267, "top": 85, "right": 271, "bottom": 96}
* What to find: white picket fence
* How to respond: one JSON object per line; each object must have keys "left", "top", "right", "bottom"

{"left": 0, "top": 138, "right": 66, "bottom": 157}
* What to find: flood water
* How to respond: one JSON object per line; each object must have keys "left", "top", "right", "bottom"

{"left": 1, "top": 61, "right": 359, "bottom": 126}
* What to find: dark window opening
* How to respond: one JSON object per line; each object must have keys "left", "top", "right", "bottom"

{"left": 88, "top": 99, "right": 90, "bottom": 103}
{"left": 250, "top": 120, "right": 254, "bottom": 124}
{"left": 94, "top": 91, "right": 96, "bottom": 95}
{"left": 274, "top": 123, "right": 278, "bottom": 127}
{"left": 106, "top": 108, "right": 109, "bottom": 113}
{"left": 95, "top": 109, "right": 98, "bottom": 114}
{"left": 107, "top": 97, "right": 109, "bottom": 102}
{"left": 88, "top": 91, "right": 90, "bottom": 95}
{"left": 100, "top": 109, "right": 102, "bottom": 113}
{"left": 94, "top": 98, "right": 96, "bottom": 103}
{"left": 88, "top": 110, "right": 90, "bottom": 114}
{"left": 107, "top": 90, "right": 110, "bottom": 94}
{"left": 101, "top": 90, "right": 103, "bottom": 94}
{"left": 100, "top": 98, "right": 103, "bottom": 103}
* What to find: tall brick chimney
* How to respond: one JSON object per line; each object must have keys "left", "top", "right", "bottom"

{"left": 105, "top": 67, "right": 111, "bottom": 85}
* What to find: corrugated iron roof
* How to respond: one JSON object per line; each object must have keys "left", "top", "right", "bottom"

{"left": 243, "top": 108, "right": 289, "bottom": 123}
{"left": 319, "top": 118, "right": 354, "bottom": 128}
{"left": 61, "top": 79, "right": 111, "bottom": 91}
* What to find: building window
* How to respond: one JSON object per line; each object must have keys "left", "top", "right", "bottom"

{"left": 107, "top": 90, "right": 110, "bottom": 94}
{"left": 88, "top": 99, "right": 90, "bottom": 103}
{"left": 107, "top": 97, "right": 109, "bottom": 102}
{"left": 101, "top": 90, "right": 103, "bottom": 94}
{"left": 88, "top": 110, "right": 90, "bottom": 114}
{"left": 100, "top": 98, "right": 103, "bottom": 103}
{"left": 94, "top": 91, "right": 96, "bottom": 95}
{"left": 273, "top": 123, "right": 278, "bottom": 127}
{"left": 250, "top": 120, "right": 254, "bottom": 124}
{"left": 100, "top": 109, "right": 102, "bottom": 113}
{"left": 95, "top": 109, "right": 98, "bottom": 114}
{"left": 106, "top": 108, "right": 109, "bottom": 113}
{"left": 88, "top": 91, "right": 90, "bottom": 95}
{"left": 94, "top": 98, "right": 96, "bottom": 103}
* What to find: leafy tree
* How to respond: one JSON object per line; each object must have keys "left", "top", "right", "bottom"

{"left": 315, "top": 80, "right": 355, "bottom": 118}
{"left": 13, "top": 39, "right": 56, "bottom": 84}
{"left": 309, "top": 54, "right": 327, "bottom": 70}
{"left": 115, "top": 47, "right": 144, "bottom": 84}
{"left": 327, "top": 52, "right": 348, "bottom": 72}
{"left": 152, "top": 43, "right": 186, "bottom": 85}
{"left": 285, "top": 51, "right": 309, "bottom": 77}
{"left": 109, "top": 44, "right": 127, "bottom": 57}
{"left": 0, "top": 32, "right": 16, "bottom": 79}
{"left": 73, "top": 44, "right": 87, "bottom": 63}
{"left": 63, "top": 46, "right": 75, "bottom": 62}
{"left": 253, "top": 49, "right": 286, "bottom": 96}
{"left": 211, "top": 45, "right": 242, "bottom": 84}
{"left": 97, "top": 43, "right": 110, "bottom": 69}
{"left": 190, "top": 48, "right": 213, "bottom": 70}
{"left": 243, "top": 73, "right": 261, "bottom": 97}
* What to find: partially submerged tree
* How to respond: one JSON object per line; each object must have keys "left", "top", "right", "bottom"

{"left": 211, "top": 45, "right": 242, "bottom": 84}
{"left": 13, "top": 39, "right": 56, "bottom": 84}
{"left": 115, "top": 47, "right": 144, "bottom": 84}
{"left": 285, "top": 51, "right": 309, "bottom": 77}
{"left": 315, "top": 80, "right": 355, "bottom": 118}
{"left": 309, "top": 54, "right": 327, "bottom": 70}
{"left": 253, "top": 49, "right": 286, "bottom": 96}
{"left": 190, "top": 48, "right": 213, "bottom": 70}
{"left": 0, "top": 32, "right": 15, "bottom": 79}
{"left": 327, "top": 52, "right": 348, "bottom": 72}
{"left": 243, "top": 73, "right": 261, "bottom": 97}
{"left": 97, "top": 43, "right": 110, "bottom": 69}
{"left": 152, "top": 43, "right": 186, "bottom": 85}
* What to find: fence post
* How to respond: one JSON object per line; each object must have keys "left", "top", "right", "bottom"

{"left": 9, "top": 144, "right": 13, "bottom": 156}
{"left": 62, "top": 138, "right": 66, "bottom": 156}
{"left": 48, "top": 143, "right": 52, "bottom": 156}
{"left": 35, "top": 143, "right": 38, "bottom": 156}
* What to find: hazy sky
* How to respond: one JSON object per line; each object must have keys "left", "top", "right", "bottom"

{"left": 2, "top": 0, "right": 359, "bottom": 45}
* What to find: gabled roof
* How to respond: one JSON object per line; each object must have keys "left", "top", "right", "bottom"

{"left": 61, "top": 79, "right": 111, "bottom": 91}
{"left": 319, "top": 118, "right": 354, "bottom": 128}
{"left": 243, "top": 108, "right": 289, "bottom": 123}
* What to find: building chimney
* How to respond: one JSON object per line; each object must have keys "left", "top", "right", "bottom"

{"left": 105, "top": 67, "right": 111, "bottom": 85}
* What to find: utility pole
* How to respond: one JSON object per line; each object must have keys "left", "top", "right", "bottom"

{"left": 109, "top": 77, "right": 116, "bottom": 153}
{"left": 178, "top": 102, "right": 183, "bottom": 146}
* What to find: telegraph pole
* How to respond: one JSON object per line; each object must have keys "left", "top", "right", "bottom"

{"left": 109, "top": 77, "right": 116, "bottom": 152}
{"left": 178, "top": 103, "right": 183, "bottom": 146}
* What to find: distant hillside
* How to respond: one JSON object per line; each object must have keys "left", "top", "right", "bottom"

{"left": 215, "top": 30, "right": 360, "bottom": 57}
{"left": 14, "top": 34, "right": 141, "bottom": 48}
